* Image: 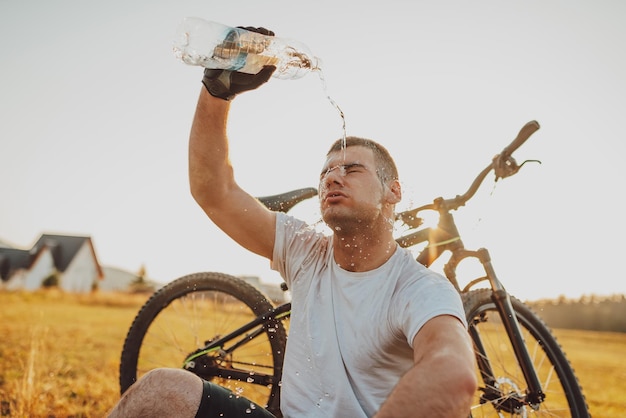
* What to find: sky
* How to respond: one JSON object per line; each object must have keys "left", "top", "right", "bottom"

{"left": 1, "top": 0, "right": 625, "bottom": 302}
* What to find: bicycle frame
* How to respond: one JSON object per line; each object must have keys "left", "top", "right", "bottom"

{"left": 183, "top": 302, "right": 290, "bottom": 387}
{"left": 396, "top": 202, "right": 546, "bottom": 408}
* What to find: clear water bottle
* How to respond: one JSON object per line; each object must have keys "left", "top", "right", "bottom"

{"left": 173, "top": 17, "right": 322, "bottom": 80}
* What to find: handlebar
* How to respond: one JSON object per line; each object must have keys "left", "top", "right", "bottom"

{"left": 493, "top": 120, "right": 541, "bottom": 181}
{"left": 397, "top": 120, "right": 541, "bottom": 227}
{"left": 500, "top": 120, "right": 541, "bottom": 158}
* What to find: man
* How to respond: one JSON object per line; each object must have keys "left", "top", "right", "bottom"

{"left": 108, "top": 27, "right": 477, "bottom": 418}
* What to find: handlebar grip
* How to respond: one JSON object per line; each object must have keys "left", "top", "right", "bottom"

{"left": 501, "top": 120, "right": 540, "bottom": 156}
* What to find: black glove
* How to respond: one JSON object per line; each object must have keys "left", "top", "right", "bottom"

{"left": 202, "top": 26, "right": 277, "bottom": 101}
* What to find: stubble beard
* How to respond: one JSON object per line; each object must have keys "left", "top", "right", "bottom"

{"left": 322, "top": 204, "right": 386, "bottom": 237}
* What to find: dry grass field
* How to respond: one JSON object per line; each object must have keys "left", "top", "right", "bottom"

{"left": 0, "top": 290, "right": 146, "bottom": 417}
{"left": 1, "top": 290, "right": 625, "bottom": 417}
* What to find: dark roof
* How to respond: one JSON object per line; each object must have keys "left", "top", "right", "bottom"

{"left": 31, "top": 234, "right": 92, "bottom": 272}
{"left": 0, "top": 248, "right": 32, "bottom": 281}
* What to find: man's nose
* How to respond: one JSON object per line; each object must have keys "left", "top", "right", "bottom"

{"left": 321, "top": 166, "right": 345, "bottom": 187}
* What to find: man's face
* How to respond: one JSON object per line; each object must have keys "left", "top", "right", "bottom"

{"left": 318, "top": 146, "right": 388, "bottom": 230}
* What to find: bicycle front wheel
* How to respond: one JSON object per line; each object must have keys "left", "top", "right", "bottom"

{"left": 119, "top": 272, "right": 287, "bottom": 416}
{"left": 463, "top": 289, "right": 590, "bottom": 417}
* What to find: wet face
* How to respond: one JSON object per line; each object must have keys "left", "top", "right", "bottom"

{"left": 319, "top": 146, "right": 392, "bottom": 231}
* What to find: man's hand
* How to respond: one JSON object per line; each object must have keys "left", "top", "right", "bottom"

{"left": 201, "top": 26, "right": 276, "bottom": 101}
{"left": 202, "top": 66, "right": 276, "bottom": 101}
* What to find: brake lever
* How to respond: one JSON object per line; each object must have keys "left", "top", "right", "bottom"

{"left": 519, "top": 159, "right": 542, "bottom": 169}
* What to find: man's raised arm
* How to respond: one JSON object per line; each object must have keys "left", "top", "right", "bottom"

{"left": 188, "top": 62, "right": 277, "bottom": 259}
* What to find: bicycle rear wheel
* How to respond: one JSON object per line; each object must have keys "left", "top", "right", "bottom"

{"left": 463, "top": 289, "right": 590, "bottom": 417}
{"left": 119, "top": 272, "right": 287, "bottom": 416}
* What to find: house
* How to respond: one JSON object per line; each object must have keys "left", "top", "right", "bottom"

{"left": 99, "top": 265, "right": 159, "bottom": 293}
{"left": 99, "top": 266, "right": 140, "bottom": 292}
{"left": 0, "top": 234, "right": 104, "bottom": 293}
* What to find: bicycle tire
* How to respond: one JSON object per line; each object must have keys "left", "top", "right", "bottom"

{"left": 463, "top": 288, "right": 590, "bottom": 417}
{"left": 119, "top": 272, "right": 287, "bottom": 416}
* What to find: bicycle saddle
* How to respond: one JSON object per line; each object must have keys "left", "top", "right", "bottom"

{"left": 257, "top": 187, "right": 318, "bottom": 213}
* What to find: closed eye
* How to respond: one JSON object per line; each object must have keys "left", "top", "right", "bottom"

{"left": 320, "top": 163, "right": 367, "bottom": 179}
{"left": 343, "top": 163, "right": 365, "bottom": 174}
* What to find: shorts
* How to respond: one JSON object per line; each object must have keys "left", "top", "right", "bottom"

{"left": 195, "top": 380, "right": 278, "bottom": 418}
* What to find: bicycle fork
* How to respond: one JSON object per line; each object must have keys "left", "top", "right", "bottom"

{"left": 448, "top": 247, "right": 546, "bottom": 411}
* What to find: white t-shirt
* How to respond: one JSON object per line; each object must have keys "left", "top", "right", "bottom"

{"left": 271, "top": 213, "right": 466, "bottom": 418}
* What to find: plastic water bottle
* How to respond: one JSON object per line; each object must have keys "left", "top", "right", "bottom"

{"left": 173, "top": 17, "right": 321, "bottom": 80}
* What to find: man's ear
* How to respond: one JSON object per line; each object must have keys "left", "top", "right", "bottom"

{"left": 385, "top": 179, "right": 402, "bottom": 204}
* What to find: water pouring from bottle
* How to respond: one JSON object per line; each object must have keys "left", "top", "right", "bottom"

{"left": 173, "top": 17, "right": 347, "bottom": 150}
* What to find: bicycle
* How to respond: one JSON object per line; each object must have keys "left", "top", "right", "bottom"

{"left": 119, "top": 120, "right": 590, "bottom": 417}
